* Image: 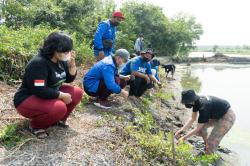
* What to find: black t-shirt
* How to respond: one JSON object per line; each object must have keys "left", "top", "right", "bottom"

{"left": 14, "top": 55, "right": 76, "bottom": 107}
{"left": 193, "top": 96, "right": 231, "bottom": 123}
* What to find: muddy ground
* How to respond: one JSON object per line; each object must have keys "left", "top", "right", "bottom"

{"left": 188, "top": 54, "right": 250, "bottom": 64}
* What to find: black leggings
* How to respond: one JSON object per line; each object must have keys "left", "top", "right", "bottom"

{"left": 129, "top": 76, "right": 153, "bottom": 97}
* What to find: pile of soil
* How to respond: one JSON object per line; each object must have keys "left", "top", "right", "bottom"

{"left": 188, "top": 54, "right": 250, "bottom": 64}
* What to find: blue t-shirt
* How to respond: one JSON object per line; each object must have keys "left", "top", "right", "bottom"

{"left": 120, "top": 56, "right": 152, "bottom": 76}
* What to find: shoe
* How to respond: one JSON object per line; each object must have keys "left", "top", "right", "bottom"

{"left": 28, "top": 127, "right": 48, "bottom": 139}
{"left": 54, "top": 121, "right": 69, "bottom": 128}
{"left": 94, "top": 99, "right": 112, "bottom": 109}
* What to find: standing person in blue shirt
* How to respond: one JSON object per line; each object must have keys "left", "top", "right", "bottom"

{"left": 83, "top": 49, "right": 130, "bottom": 109}
{"left": 120, "top": 49, "right": 161, "bottom": 97}
{"left": 93, "top": 11, "right": 125, "bottom": 61}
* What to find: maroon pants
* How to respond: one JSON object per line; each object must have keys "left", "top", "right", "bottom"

{"left": 84, "top": 77, "right": 126, "bottom": 100}
{"left": 16, "top": 85, "right": 83, "bottom": 129}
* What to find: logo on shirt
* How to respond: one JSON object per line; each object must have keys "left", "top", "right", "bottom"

{"left": 34, "top": 80, "right": 45, "bottom": 87}
{"left": 55, "top": 72, "right": 66, "bottom": 79}
{"left": 138, "top": 67, "right": 146, "bottom": 73}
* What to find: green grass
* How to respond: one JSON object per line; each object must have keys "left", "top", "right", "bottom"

{"left": 123, "top": 96, "right": 219, "bottom": 165}
{"left": 155, "top": 91, "right": 173, "bottom": 101}
{"left": 0, "top": 123, "right": 29, "bottom": 149}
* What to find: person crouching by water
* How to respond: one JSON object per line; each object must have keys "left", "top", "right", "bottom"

{"left": 83, "top": 49, "right": 130, "bottom": 109}
{"left": 13, "top": 32, "right": 83, "bottom": 139}
{"left": 175, "top": 89, "right": 236, "bottom": 154}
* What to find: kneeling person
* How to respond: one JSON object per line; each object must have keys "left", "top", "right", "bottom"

{"left": 120, "top": 49, "right": 161, "bottom": 97}
{"left": 83, "top": 49, "right": 130, "bottom": 109}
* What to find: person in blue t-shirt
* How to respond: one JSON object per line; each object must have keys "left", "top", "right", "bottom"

{"left": 83, "top": 49, "right": 131, "bottom": 109}
{"left": 150, "top": 59, "right": 160, "bottom": 81}
{"left": 120, "top": 49, "right": 161, "bottom": 97}
{"left": 93, "top": 11, "right": 125, "bottom": 61}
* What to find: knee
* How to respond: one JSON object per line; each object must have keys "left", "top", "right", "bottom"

{"left": 72, "top": 87, "right": 84, "bottom": 103}
{"left": 50, "top": 101, "right": 67, "bottom": 119}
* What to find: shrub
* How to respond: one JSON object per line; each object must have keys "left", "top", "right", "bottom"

{"left": 0, "top": 25, "right": 52, "bottom": 82}
{"left": 0, "top": 25, "right": 94, "bottom": 83}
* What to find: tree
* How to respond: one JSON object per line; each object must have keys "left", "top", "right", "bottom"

{"left": 213, "top": 45, "right": 218, "bottom": 53}
{"left": 119, "top": 2, "right": 203, "bottom": 57}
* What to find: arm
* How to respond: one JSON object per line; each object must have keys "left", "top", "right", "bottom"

{"left": 149, "top": 74, "right": 160, "bottom": 84}
{"left": 111, "top": 26, "right": 116, "bottom": 53}
{"left": 119, "top": 74, "right": 130, "bottom": 81}
{"left": 102, "top": 66, "right": 121, "bottom": 94}
{"left": 65, "top": 51, "right": 77, "bottom": 83}
{"left": 181, "top": 123, "right": 205, "bottom": 141}
{"left": 175, "top": 112, "right": 198, "bottom": 137}
{"left": 93, "top": 22, "right": 108, "bottom": 50}
{"left": 131, "top": 58, "right": 148, "bottom": 79}
{"left": 132, "top": 71, "right": 148, "bottom": 79}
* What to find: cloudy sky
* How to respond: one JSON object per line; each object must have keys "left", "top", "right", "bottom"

{"left": 115, "top": 0, "right": 250, "bottom": 46}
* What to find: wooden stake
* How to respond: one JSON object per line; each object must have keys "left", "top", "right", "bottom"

{"left": 171, "top": 122, "right": 176, "bottom": 166}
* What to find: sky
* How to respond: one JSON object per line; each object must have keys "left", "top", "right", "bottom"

{"left": 115, "top": 0, "right": 250, "bottom": 46}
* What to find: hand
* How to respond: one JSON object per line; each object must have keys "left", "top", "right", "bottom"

{"left": 68, "top": 51, "right": 76, "bottom": 67}
{"left": 144, "top": 75, "right": 151, "bottom": 84}
{"left": 157, "top": 81, "right": 162, "bottom": 86}
{"left": 123, "top": 75, "right": 131, "bottom": 81}
{"left": 174, "top": 129, "right": 183, "bottom": 138}
{"left": 177, "top": 136, "right": 186, "bottom": 145}
{"left": 97, "top": 51, "right": 105, "bottom": 61}
{"left": 120, "top": 89, "right": 129, "bottom": 99}
{"left": 59, "top": 92, "right": 72, "bottom": 104}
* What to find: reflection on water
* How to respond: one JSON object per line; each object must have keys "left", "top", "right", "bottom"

{"left": 181, "top": 69, "right": 201, "bottom": 92}
{"left": 182, "top": 64, "right": 250, "bottom": 166}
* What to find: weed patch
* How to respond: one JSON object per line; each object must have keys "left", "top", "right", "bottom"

{"left": 0, "top": 122, "right": 30, "bottom": 149}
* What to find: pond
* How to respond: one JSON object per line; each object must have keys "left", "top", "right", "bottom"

{"left": 181, "top": 63, "right": 250, "bottom": 166}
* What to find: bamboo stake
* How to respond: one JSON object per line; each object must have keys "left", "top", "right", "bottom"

{"left": 171, "top": 122, "right": 176, "bottom": 166}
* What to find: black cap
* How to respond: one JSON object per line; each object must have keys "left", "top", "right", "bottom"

{"left": 181, "top": 89, "right": 200, "bottom": 104}
{"left": 141, "top": 48, "right": 155, "bottom": 58}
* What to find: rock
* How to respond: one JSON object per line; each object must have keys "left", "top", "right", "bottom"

{"left": 150, "top": 127, "right": 159, "bottom": 135}
{"left": 173, "top": 121, "right": 183, "bottom": 127}
{"left": 162, "top": 101, "right": 172, "bottom": 108}
{"left": 165, "top": 116, "right": 174, "bottom": 122}
{"left": 213, "top": 52, "right": 226, "bottom": 58}
{"left": 217, "top": 146, "right": 231, "bottom": 154}
{"left": 174, "top": 115, "right": 180, "bottom": 121}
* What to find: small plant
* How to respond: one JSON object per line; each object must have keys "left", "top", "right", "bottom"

{"left": 80, "top": 95, "right": 90, "bottom": 106}
{"left": 141, "top": 97, "right": 152, "bottom": 108}
{"left": 155, "top": 91, "right": 173, "bottom": 101}
{"left": 95, "top": 120, "right": 104, "bottom": 127}
{"left": 0, "top": 123, "right": 28, "bottom": 149}
{"left": 193, "top": 153, "right": 220, "bottom": 165}
{"left": 106, "top": 142, "right": 115, "bottom": 150}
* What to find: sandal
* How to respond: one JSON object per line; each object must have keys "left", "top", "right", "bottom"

{"left": 54, "top": 121, "right": 69, "bottom": 128}
{"left": 28, "top": 127, "right": 48, "bottom": 139}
